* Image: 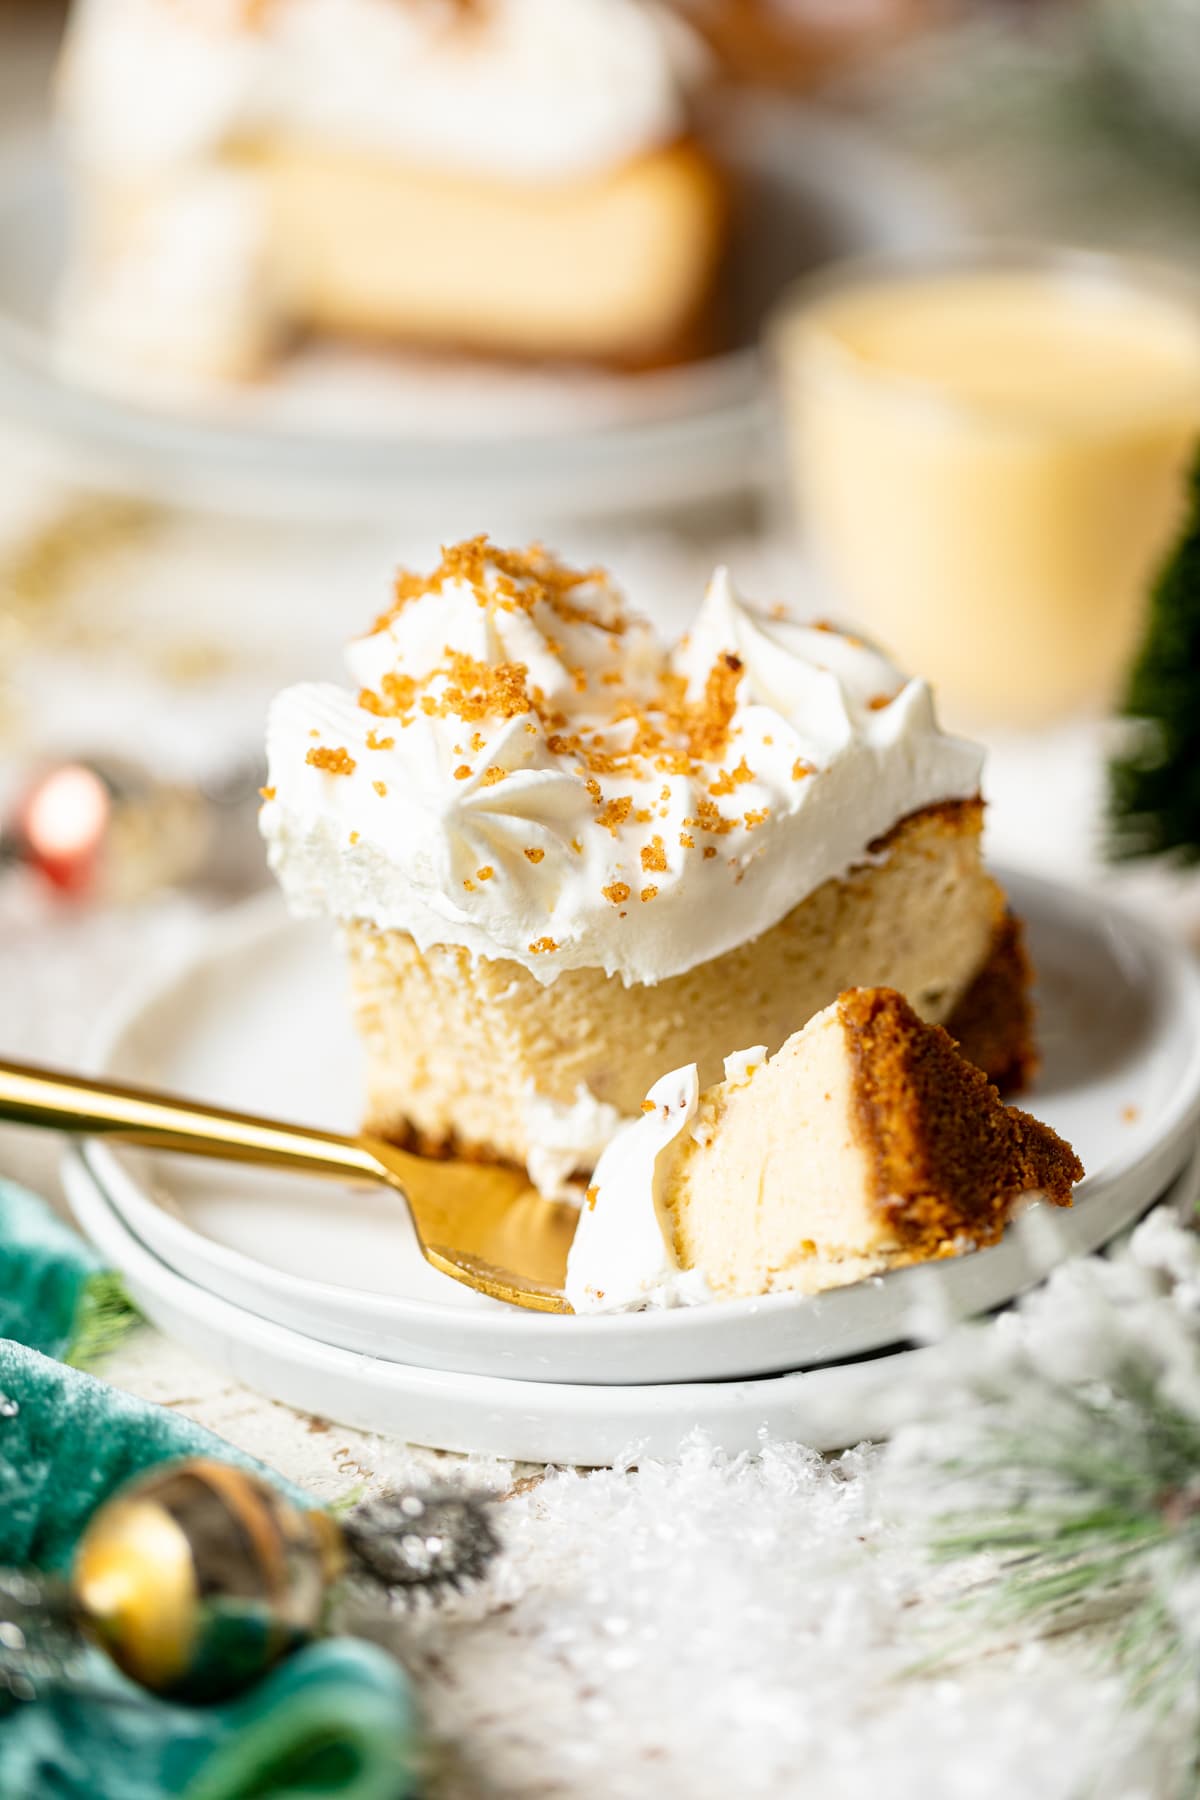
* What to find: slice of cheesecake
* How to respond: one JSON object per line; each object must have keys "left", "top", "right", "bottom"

{"left": 55, "top": 0, "right": 727, "bottom": 387}
{"left": 262, "top": 540, "right": 1032, "bottom": 1194}
{"left": 565, "top": 987, "right": 1081, "bottom": 1312}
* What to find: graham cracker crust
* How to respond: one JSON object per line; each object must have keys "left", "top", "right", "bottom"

{"left": 840, "top": 985, "right": 1080, "bottom": 1259}
{"left": 944, "top": 911, "right": 1039, "bottom": 1095}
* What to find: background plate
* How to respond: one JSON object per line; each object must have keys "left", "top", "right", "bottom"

{"left": 63, "top": 1148, "right": 1200, "bottom": 1464}
{"left": 0, "top": 101, "right": 956, "bottom": 522}
{"left": 80, "top": 869, "right": 1200, "bottom": 1386}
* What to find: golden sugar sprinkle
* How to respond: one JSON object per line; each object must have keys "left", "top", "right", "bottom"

{"left": 341, "top": 542, "right": 860, "bottom": 852}
{"left": 595, "top": 796, "right": 633, "bottom": 836}
{"left": 368, "top": 536, "right": 622, "bottom": 641}
{"left": 359, "top": 674, "right": 416, "bottom": 718}
{"left": 686, "top": 797, "right": 738, "bottom": 837}
{"left": 708, "top": 756, "right": 754, "bottom": 798}
{"left": 352, "top": 542, "right": 755, "bottom": 786}
{"left": 306, "top": 745, "right": 356, "bottom": 776}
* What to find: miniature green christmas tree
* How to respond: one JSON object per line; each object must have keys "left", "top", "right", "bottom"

{"left": 1109, "top": 450, "right": 1200, "bottom": 864}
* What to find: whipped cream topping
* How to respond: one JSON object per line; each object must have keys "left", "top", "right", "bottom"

{"left": 59, "top": 0, "right": 704, "bottom": 184}
{"left": 521, "top": 1083, "right": 626, "bottom": 1203}
{"left": 565, "top": 1062, "right": 711, "bottom": 1314}
{"left": 262, "top": 538, "right": 984, "bottom": 990}
{"left": 564, "top": 1041, "right": 771, "bottom": 1310}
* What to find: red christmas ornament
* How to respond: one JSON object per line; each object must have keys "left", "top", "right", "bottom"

{"left": 17, "top": 764, "right": 111, "bottom": 895}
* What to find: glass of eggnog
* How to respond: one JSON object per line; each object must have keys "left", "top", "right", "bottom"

{"left": 770, "top": 248, "right": 1200, "bottom": 726}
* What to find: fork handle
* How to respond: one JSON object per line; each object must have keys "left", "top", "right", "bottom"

{"left": 0, "top": 1057, "right": 381, "bottom": 1186}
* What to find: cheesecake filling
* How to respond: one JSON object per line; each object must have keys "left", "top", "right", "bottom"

{"left": 262, "top": 539, "right": 985, "bottom": 989}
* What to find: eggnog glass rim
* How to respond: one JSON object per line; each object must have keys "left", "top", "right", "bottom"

{"left": 766, "top": 240, "right": 1200, "bottom": 443}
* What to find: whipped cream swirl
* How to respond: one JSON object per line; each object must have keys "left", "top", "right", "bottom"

{"left": 563, "top": 1043, "right": 774, "bottom": 1312}
{"left": 262, "top": 538, "right": 984, "bottom": 989}
{"left": 565, "top": 1060, "right": 710, "bottom": 1314}
{"left": 58, "top": 0, "right": 704, "bottom": 184}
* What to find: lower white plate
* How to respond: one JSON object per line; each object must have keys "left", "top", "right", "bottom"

{"left": 81, "top": 870, "right": 1200, "bottom": 1386}
{"left": 64, "top": 1148, "right": 1199, "bottom": 1464}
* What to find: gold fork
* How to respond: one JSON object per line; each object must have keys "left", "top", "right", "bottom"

{"left": 0, "top": 1059, "right": 577, "bottom": 1312}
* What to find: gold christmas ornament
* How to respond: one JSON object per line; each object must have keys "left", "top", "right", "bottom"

{"left": 0, "top": 1457, "right": 499, "bottom": 1707}
{"left": 73, "top": 1459, "right": 345, "bottom": 1702}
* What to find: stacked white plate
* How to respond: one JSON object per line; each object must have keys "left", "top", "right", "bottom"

{"left": 65, "top": 870, "right": 1200, "bottom": 1465}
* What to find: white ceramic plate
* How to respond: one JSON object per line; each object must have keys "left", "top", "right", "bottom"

{"left": 0, "top": 102, "right": 956, "bottom": 522}
{"left": 81, "top": 870, "right": 1200, "bottom": 1386}
{"left": 64, "top": 1146, "right": 1200, "bottom": 1464}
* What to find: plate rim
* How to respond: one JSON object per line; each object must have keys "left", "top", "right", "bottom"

{"left": 79, "top": 867, "right": 1200, "bottom": 1367}
{"left": 61, "top": 1143, "right": 1200, "bottom": 1462}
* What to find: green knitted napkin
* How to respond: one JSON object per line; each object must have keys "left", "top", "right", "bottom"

{"left": 0, "top": 1179, "right": 419, "bottom": 1800}
{"left": 0, "top": 1622, "right": 416, "bottom": 1800}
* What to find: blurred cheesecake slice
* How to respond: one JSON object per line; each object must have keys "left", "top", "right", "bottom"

{"left": 55, "top": 0, "right": 726, "bottom": 387}
{"left": 566, "top": 987, "right": 1081, "bottom": 1312}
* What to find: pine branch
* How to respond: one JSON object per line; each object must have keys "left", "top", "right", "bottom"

{"left": 65, "top": 1271, "right": 142, "bottom": 1370}
{"left": 919, "top": 1359, "right": 1200, "bottom": 1761}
